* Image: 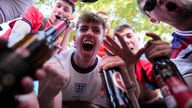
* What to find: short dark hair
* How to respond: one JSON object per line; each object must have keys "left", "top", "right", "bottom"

{"left": 96, "top": 11, "right": 109, "bottom": 16}
{"left": 57, "top": 0, "right": 75, "bottom": 12}
{"left": 76, "top": 12, "right": 106, "bottom": 31}
{"left": 114, "top": 24, "right": 135, "bottom": 33}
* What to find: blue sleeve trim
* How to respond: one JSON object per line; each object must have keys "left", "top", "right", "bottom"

{"left": 21, "top": 18, "right": 32, "bottom": 29}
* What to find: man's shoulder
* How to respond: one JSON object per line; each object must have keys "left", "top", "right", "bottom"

{"left": 172, "top": 29, "right": 192, "bottom": 40}
{"left": 22, "top": 6, "right": 42, "bottom": 17}
{"left": 21, "top": 6, "right": 44, "bottom": 33}
{"left": 48, "top": 48, "right": 75, "bottom": 69}
{"left": 56, "top": 47, "right": 76, "bottom": 58}
{"left": 96, "top": 55, "right": 102, "bottom": 61}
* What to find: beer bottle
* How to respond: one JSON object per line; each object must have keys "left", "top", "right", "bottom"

{"left": 153, "top": 57, "right": 192, "bottom": 108}
{"left": 153, "top": 63, "right": 177, "bottom": 108}
{"left": 101, "top": 68, "right": 134, "bottom": 108}
{"left": 0, "top": 18, "right": 70, "bottom": 107}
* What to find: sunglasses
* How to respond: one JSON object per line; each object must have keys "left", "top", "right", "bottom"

{"left": 143, "top": 0, "right": 157, "bottom": 15}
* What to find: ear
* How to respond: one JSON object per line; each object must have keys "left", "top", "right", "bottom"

{"left": 150, "top": 18, "right": 160, "bottom": 24}
{"left": 73, "top": 35, "right": 76, "bottom": 44}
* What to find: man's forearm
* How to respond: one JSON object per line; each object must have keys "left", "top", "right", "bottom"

{"left": 8, "top": 20, "right": 31, "bottom": 47}
{"left": 38, "top": 90, "right": 62, "bottom": 108}
{"left": 38, "top": 97, "right": 54, "bottom": 108}
{"left": 126, "top": 64, "right": 140, "bottom": 99}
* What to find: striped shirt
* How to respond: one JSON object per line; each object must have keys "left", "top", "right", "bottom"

{"left": 171, "top": 29, "right": 192, "bottom": 77}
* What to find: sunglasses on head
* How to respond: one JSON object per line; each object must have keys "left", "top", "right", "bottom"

{"left": 143, "top": 0, "right": 157, "bottom": 12}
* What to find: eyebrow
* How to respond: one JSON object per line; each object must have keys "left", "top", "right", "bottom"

{"left": 127, "top": 33, "right": 133, "bottom": 35}
{"left": 80, "top": 25, "right": 88, "bottom": 28}
{"left": 125, "top": 33, "right": 134, "bottom": 36}
{"left": 92, "top": 26, "right": 100, "bottom": 29}
{"left": 80, "top": 25, "right": 100, "bottom": 29}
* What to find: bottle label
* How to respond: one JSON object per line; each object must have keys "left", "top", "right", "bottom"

{"left": 161, "top": 85, "right": 172, "bottom": 97}
{"left": 164, "top": 95, "right": 177, "bottom": 108}
{"left": 155, "top": 74, "right": 165, "bottom": 87}
{"left": 166, "top": 76, "right": 192, "bottom": 108}
{"left": 166, "top": 76, "right": 188, "bottom": 94}
{"left": 156, "top": 74, "right": 177, "bottom": 107}
{"left": 112, "top": 72, "right": 127, "bottom": 92}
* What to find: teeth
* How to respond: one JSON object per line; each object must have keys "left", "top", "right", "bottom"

{"left": 83, "top": 39, "right": 93, "bottom": 44}
{"left": 84, "top": 41, "right": 92, "bottom": 44}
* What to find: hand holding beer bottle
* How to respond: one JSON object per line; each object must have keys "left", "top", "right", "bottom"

{"left": 100, "top": 55, "right": 134, "bottom": 108}
{"left": 101, "top": 33, "right": 145, "bottom": 108}
{"left": 145, "top": 32, "right": 192, "bottom": 108}
{"left": 0, "top": 18, "right": 70, "bottom": 107}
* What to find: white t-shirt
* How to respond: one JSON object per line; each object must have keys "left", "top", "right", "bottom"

{"left": 51, "top": 47, "right": 104, "bottom": 102}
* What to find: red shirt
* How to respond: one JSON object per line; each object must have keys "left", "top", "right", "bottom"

{"left": 22, "top": 6, "right": 52, "bottom": 33}
{"left": 136, "top": 59, "right": 157, "bottom": 89}
{"left": 97, "top": 44, "right": 106, "bottom": 57}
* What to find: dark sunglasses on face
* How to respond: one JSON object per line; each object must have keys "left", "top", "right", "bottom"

{"left": 143, "top": 0, "right": 157, "bottom": 12}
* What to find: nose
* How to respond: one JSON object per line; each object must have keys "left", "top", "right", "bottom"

{"left": 57, "top": 8, "right": 64, "bottom": 15}
{"left": 124, "top": 37, "right": 131, "bottom": 44}
{"left": 57, "top": 8, "right": 68, "bottom": 19}
{"left": 85, "top": 28, "right": 94, "bottom": 36}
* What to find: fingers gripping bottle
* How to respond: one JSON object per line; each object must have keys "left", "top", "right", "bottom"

{"left": 101, "top": 68, "right": 134, "bottom": 108}
{"left": 153, "top": 57, "right": 192, "bottom": 108}
{"left": 0, "top": 18, "right": 70, "bottom": 107}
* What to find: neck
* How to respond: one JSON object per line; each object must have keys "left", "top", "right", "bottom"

{"left": 48, "top": 18, "right": 54, "bottom": 25}
{"left": 73, "top": 52, "right": 97, "bottom": 69}
{"left": 49, "top": 16, "right": 58, "bottom": 25}
{"left": 173, "top": 16, "right": 192, "bottom": 31}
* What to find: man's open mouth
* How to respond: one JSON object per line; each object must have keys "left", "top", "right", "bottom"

{"left": 55, "top": 15, "right": 61, "bottom": 19}
{"left": 166, "top": 1, "right": 178, "bottom": 11}
{"left": 82, "top": 41, "right": 94, "bottom": 51}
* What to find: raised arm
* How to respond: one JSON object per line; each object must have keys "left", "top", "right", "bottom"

{"left": 103, "top": 33, "right": 146, "bottom": 97}
{"left": 102, "top": 34, "right": 146, "bottom": 108}
{"left": 38, "top": 57, "right": 68, "bottom": 108}
{"left": 8, "top": 20, "right": 31, "bottom": 47}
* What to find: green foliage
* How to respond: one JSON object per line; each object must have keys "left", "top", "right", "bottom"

{"left": 35, "top": 0, "right": 173, "bottom": 42}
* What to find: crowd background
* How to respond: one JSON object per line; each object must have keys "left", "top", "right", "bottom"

{"left": 0, "top": 0, "right": 188, "bottom": 107}
{"left": 32, "top": 0, "right": 173, "bottom": 44}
